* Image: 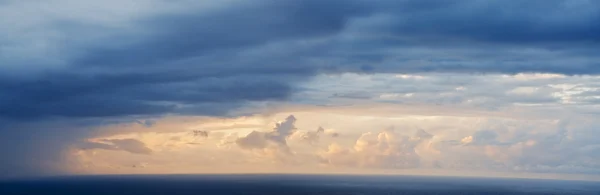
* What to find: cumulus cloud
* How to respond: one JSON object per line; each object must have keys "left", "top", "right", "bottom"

{"left": 311, "top": 116, "right": 600, "bottom": 174}
{"left": 235, "top": 131, "right": 270, "bottom": 150}
{"left": 61, "top": 114, "right": 600, "bottom": 177}
{"left": 418, "top": 119, "right": 600, "bottom": 174}
{"left": 292, "top": 126, "right": 341, "bottom": 145}
{"left": 235, "top": 115, "right": 297, "bottom": 151}
{"left": 295, "top": 127, "right": 322, "bottom": 145}
{"left": 320, "top": 127, "right": 433, "bottom": 169}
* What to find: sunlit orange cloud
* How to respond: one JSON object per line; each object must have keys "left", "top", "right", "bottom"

{"left": 63, "top": 100, "right": 600, "bottom": 181}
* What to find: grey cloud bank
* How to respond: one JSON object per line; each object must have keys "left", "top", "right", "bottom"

{"left": 1, "top": 0, "right": 599, "bottom": 118}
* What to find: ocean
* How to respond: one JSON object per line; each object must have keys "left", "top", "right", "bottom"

{"left": 1, "top": 174, "right": 599, "bottom": 195}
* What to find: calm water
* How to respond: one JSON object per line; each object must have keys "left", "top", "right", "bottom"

{"left": 1, "top": 174, "right": 599, "bottom": 195}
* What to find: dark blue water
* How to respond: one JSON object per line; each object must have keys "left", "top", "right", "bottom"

{"left": 1, "top": 174, "right": 599, "bottom": 195}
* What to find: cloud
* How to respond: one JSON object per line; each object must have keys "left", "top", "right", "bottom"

{"left": 192, "top": 130, "right": 209, "bottom": 138}
{"left": 77, "top": 139, "right": 153, "bottom": 155}
{"left": 57, "top": 114, "right": 600, "bottom": 177}
{"left": 235, "top": 131, "right": 270, "bottom": 150}
{"left": 292, "top": 126, "right": 326, "bottom": 145}
{"left": 309, "top": 115, "right": 600, "bottom": 174}
{"left": 76, "top": 141, "right": 117, "bottom": 151}
{"left": 1, "top": 0, "right": 599, "bottom": 119}
{"left": 368, "top": 1, "right": 600, "bottom": 43}
{"left": 102, "top": 139, "right": 153, "bottom": 155}
{"left": 235, "top": 115, "right": 297, "bottom": 151}
{"left": 460, "top": 130, "right": 500, "bottom": 145}
{"left": 135, "top": 120, "right": 155, "bottom": 128}
{"left": 419, "top": 118, "right": 600, "bottom": 174}
{"left": 320, "top": 127, "right": 433, "bottom": 169}
{"left": 303, "top": 73, "right": 600, "bottom": 114}
{"left": 1, "top": 0, "right": 600, "bottom": 178}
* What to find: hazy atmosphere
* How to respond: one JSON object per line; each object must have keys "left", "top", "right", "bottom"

{"left": 2, "top": 0, "right": 600, "bottom": 182}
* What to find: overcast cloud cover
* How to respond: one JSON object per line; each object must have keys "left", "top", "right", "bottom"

{"left": 1, "top": 0, "right": 600, "bottom": 178}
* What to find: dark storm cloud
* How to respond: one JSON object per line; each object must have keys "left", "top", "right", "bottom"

{"left": 1, "top": 0, "right": 599, "bottom": 119}
{"left": 0, "top": 73, "right": 294, "bottom": 118}
{"left": 349, "top": 0, "right": 600, "bottom": 74}
{"left": 74, "top": 0, "right": 365, "bottom": 68}
{"left": 0, "top": 0, "right": 367, "bottom": 119}
{"left": 375, "top": 0, "right": 600, "bottom": 44}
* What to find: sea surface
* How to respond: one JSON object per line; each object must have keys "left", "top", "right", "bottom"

{"left": 1, "top": 174, "right": 599, "bottom": 195}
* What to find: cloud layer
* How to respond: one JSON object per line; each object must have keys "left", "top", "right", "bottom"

{"left": 1, "top": 0, "right": 600, "bottom": 178}
{"left": 1, "top": 0, "right": 599, "bottom": 119}
{"left": 66, "top": 113, "right": 600, "bottom": 178}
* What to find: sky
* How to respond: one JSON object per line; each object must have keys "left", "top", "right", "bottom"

{"left": 1, "top": 0, "right": 600, "bottom": 180}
